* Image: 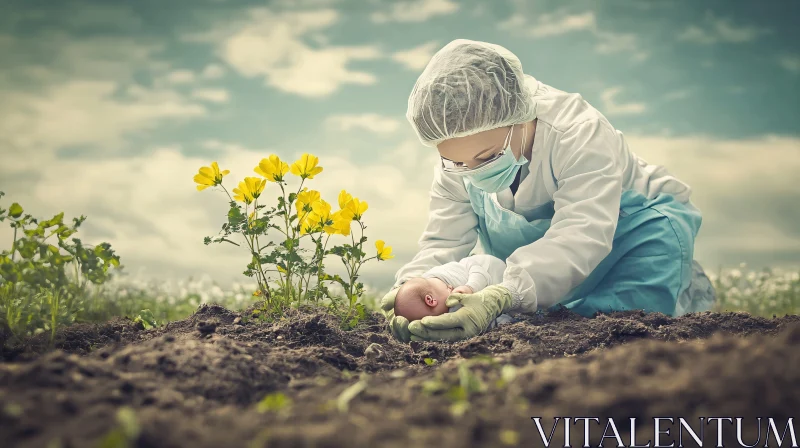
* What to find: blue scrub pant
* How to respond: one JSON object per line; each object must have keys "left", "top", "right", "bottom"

{"left": 553, "top": 190, "right": 703, "bottom": 317}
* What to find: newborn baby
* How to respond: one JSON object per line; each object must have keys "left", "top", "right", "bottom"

{"left": 394, "top": 254, "right": 515, "bottom": 329}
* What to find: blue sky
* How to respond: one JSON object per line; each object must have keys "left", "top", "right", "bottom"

{"left": 1, "top": 0, "right": 798, "bottom": 291}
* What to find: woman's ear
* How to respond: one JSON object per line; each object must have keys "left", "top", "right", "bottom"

{"left": 424, "top": 294, "right": 437, "bottom": 307}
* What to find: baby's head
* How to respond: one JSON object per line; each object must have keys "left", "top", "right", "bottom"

{"left": 394, "top": 277, "right": 453, "bottom": 321}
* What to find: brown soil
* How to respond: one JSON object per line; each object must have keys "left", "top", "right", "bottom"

{"left": 1, "top": 305, "right": 799, "bottom": 448}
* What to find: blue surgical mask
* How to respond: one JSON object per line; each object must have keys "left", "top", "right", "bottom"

{"left": 465, "top": 126, "right": 528, "bottom": 193}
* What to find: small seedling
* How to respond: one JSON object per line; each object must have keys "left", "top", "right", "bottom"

{"left": 3, "top": 402, "right": 23, "bottom": 418}
{"left": 256, "top": 392, "right": 291, "bottom": 413}
{"left": 133, "top": 309, "right": 157, "bottom": 330}
{"left": 336, "top": 376, "right": 368, "bottom": 412}
{"left": 96, "top": 407, "right": 140, "bottom": 448}
{"left": 499, "top": 429, "right": 520, "bottom": 446}
{"left": 495, "top": 364, "right": 518, "bottom": 389}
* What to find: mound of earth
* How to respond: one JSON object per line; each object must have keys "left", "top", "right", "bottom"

{"left": 1, "top": 305, "right": 798, "bottom": 447}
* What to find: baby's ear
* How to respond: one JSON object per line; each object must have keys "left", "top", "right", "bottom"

{"left": 424, "top": 294, "right": 436, "bottom": 307}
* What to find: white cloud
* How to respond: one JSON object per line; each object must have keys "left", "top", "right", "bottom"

{"left": 778, "top": 55, "right": 800, "bottom": 75}
{"left": 371, "top": 0, "right": 459, "bottom": 23}
{"left": 192, "top": 88, "right": 230, "bottom": 103}
{"left": 391, "top": 41, "right": 439, "bottom": 71}
{"left": 677, "top": 15, "right": 770, "bottom": 45}
{"left": 600, "top": 87, "right": 647, "bottom": 116}
{"left": 324, "top": 113, "right": 402, "bottom": 134}
{"left": 0, "top": 80, "right": 205, "bottom": 157}
{"left": 188, "top": 8, "right": 382, "bottom": 97}
{"left": 201, "top": 64, "right": 226, "bottom": 79}
{"left": 525, "top": 11, "right": 595, "bottom": 37}
{"left": 595, "top": 30, "right": 648, "bottom": 61}
{"left": 0, "top": 35, "right": 207, "bottom": 160}
{"left": 0, "top": 33, "right": 167, "bottom": 84}
{"left": 501, "top": 10, "right": 645, "bottom": 60}
{"left": 625, "top": 134, "right": 800, "bottom": 269}
{"left": 165, "top": 69, "right": 195, "bottom": 84}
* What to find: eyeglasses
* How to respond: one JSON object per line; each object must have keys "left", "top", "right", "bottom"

{"left": 441, "top": 126, "right": 513, "bottom": 174}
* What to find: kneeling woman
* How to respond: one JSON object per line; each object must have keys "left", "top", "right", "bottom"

{"left": 381, "top": 39, "right": 716, "bottom": 342}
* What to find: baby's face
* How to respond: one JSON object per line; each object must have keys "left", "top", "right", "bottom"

{"left": 394, "top": 277, "right": 453, "bottom": 321}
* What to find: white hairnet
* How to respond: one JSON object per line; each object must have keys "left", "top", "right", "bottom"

{"left": 406, "top": 39, "right": 538, "bottom": 148}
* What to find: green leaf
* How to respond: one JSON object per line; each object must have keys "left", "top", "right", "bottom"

{"left": 9, "top": 203, "right": 23, "bottom": 218}
{"left": 500, "top": 365, "right": 517, "bottom": 383}
{"left": 97, "top": 407, "right": 140, "bottom": 448}
{"left": 24, "top": 227, "right": 46, "bottom": 238}
{"left": 40, "top": 212, "right": 64, "bottom": 228}
{"left": 424, "top": 358, "right": 437, "bottom": 366}
{"left": 116, "top": 407, "right": 140, "bottom": 438}
{"left": 450, "top": 401, "right": 470, "bottom": 418}
{"left": 446, "top": 385, "right": 468, "bottom": 402}
{"left": 257, "top": 393, "right": 292, "bottom": 413}
{"left": 17, "top": 239, "right": 38, "bottom": 259}
{"left": 57, "top": 228, "right": 76, "bottom": 239}
{"left": 336, "top": 377, "right": 368, "bottom": 412}
{"left": 133, "top": 309, "right": 157, "bottom": 329}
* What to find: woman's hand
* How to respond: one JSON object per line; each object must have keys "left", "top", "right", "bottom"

{"left": 379, "top": 287, "right": 412, "bottom": 342}
{"left": 408, "top": 284, "right": 513, "bottom": 341}
{"left": 452, "top": 285, "right": 474, "bottom": 294}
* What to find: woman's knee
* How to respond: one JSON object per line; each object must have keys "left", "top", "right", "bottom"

{"left": 564, "top": 252, "right": 683, "bottom": 317}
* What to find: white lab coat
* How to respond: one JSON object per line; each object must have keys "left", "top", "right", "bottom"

{"left": 393, "top": 76, "right": 696, "bottom": 313}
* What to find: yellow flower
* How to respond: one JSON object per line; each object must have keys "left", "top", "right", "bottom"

{"left": 324, "top": 209, "right": 355, "bottom": 235}
{"left": 290, "top": 153, "right": 324, "bottom": 179}
{"left": 337, "top": 190, "right": 353, "bottom": 209}
{"left": 232, "top": 177, "right": 266, "bottom": 204}
{"left": 338, "top": 190, "right": 368, "bottom": 220}
{"left": 310, "top": 199, "right": 332, "bottom": 222}
{"left": 300, "top": 199, "right": 332, "bottom": 235}
{"left": 376, "top": 240, "right": 394, "bottom": 261}
{"left": 299, "top": 217, "right": 318, "bottom": 236}
{"left": 193, "top": 161, "right": 230, "bottom": 191}
{"left": 296, "top": 188, "right": 321, "bottom": 214}
{"left": 255, "top": 155, "right": 289, "bottom": 183}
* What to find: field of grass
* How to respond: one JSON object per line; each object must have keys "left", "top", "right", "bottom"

{"left": 1, "top": 264, "right": 797, "bottom": 346}
{"left": 709, "top": 263, "right": 800, "bottom": 316}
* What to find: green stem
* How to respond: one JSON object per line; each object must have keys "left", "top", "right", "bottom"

{"left": 10, "top": 224, "right": 17, "bottom": 263}
{"left": 250, "top": 199, "right": 272, "bottom": 298}
{"left": 235, "top": 198, "right": 270, "bottom": 309}
{"left": 342, "top": 220, "right": 369, "bottom": 323}
{"left": 300, "top": 233, "right": 319, "bottom": 304}
{"left": 50, "top": 288, "right": 59, "bottom": 346}
{"left": 315, "top": 234, "right": 331, "bottom": 302}
{"left": 278, "top": 182, "right": 295, "bottom": 308}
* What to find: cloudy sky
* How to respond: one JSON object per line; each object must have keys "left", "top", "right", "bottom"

{"left": 1, "top": 0, "right": 798, "bottom": 292}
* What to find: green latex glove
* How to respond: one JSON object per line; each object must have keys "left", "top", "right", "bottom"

{"left": 379, "top": 287, "right": 412, "bottom": 343}
{"left": 407, "top": 284, "right": 513, "bottom": 342}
